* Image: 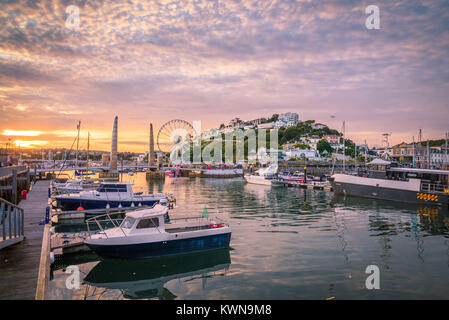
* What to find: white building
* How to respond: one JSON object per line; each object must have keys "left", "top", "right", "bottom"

{"left": 279, "top": 112, "right": 299, "bottom": 127}
{"left": 285, "top": 149, "right": 321, "bottom": 161}
{"left": 311, "top": 123, "right": 327, "bottom": 130}
{"left": 202, "top": 128, "right": 221, "bottom": 140}
{"left": 258, "top": 122, "right": 274, "bottom": 129}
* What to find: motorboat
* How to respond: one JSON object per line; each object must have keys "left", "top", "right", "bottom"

{"left": 244, "top": 163, "right": 278, "bottom": 186}
{"left": 330, "top": 159, "right": 449, "bottom": 206}
{"left": 84, "top": 204, "right": 232, "bottom": 259}
{"left": 278, "top": 171, "right": 305, "bottom": 183}
{"left": 54, "top": 182, "right": 169, "bottom": 211}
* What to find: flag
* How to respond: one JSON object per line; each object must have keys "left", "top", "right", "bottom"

{"left": 202, "top": 205, "right": 209, "bottom": 219}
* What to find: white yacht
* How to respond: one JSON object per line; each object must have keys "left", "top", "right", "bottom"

{"left": 244, "top": 163, "right": 278, "bottom": 186}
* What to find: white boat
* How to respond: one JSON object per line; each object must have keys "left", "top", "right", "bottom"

{"left": 55, "top": 182, "right": 169, "bottom": 211}
{"left": 201, "top": 168, "right": 243, "bottom": 178}
{"left": 52, "top": 178, "right": 101, "bottom": 194}
{"left": 278, "top": 171, "right": 305, "bottom": 182}
{"left": 84, "top": 204, "right": 232, "bottom": 259}
{"left": 244, "top": 163, "right": 278, "bottom": 186}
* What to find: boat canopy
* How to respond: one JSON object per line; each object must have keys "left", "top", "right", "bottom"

{"left": 125, "top": 204, "right": 168, "bottom": 219}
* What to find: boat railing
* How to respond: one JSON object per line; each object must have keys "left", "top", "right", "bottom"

{"left": 86, "top": 212, "right": 128, "bottom": 239}
{"left": 0, "top": 197, "right": 25, "bottom": 248}
{"left": 167, "top": 214, "right": 229, "bottom": 227}
{"left": 420, "top": 182, "right": 449, "bottom": 194}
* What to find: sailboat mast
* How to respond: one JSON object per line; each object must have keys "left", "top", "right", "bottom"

{"left": 343, "top": 120, "right": 345, "bottom": 173}
{"left": 86, "top": 132, "right": 90, "bottom": 176}
{"left": 76, "top": 120, "right": 81, "bottom": 168}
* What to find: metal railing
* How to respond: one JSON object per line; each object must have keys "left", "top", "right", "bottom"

{"left": 0, "top": 197, "right": 25, "bottom": 246}
{"left": 420, "top": 182, "right": 449, "bottom": 194}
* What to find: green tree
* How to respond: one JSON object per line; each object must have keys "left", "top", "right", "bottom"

{"left": 317, "top": 139, "right": 332, "bottom": 155}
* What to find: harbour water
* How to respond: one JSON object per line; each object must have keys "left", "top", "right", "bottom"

{"left": 48, "top": 173, "right": 449, "bottom": 299}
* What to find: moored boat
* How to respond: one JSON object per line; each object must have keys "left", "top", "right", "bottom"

{"left": 330, "top": 159, "right": 449, "bottom": 206}
{"left": 55, "top": 182, "right": 169, "bottom": 211}
{"left": 84, "top": 204, "right": 232, "bottom": 259}
{"left": 244, "top": 163, "right": 278, "bottom": 186}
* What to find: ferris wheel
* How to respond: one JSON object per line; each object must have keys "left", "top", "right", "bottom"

{"left": 157, "top": 119, "right": 196, "bottom": 153}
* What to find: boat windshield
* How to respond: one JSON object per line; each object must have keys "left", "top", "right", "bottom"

{"left": 121, "top": 217, "right": 136, "bottom": 229}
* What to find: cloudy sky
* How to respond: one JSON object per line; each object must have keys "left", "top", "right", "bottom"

{"left": 1, "top": 0, "right": 448, "bottom": 152}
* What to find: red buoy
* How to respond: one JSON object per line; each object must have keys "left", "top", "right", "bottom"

{"left": 77, "top": 206, "right": 84, "bottom": 211}
{"left": 21, "top": 190, "right": 27, "bottom": 200}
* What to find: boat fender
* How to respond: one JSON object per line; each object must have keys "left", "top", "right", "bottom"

{"left": 118, "top": 204, "right": 122, "bottom": 208}
{"left": 131, "top": 202, "right": 135, "bottom": 207}
{"left": 138, "top": 203, "right": 142, "bottom": 207}
{"left": 50, "top": 252, "right": 55, "bottom": 264}
{"left": 77, "top": 206, "right": 84, "bottom": 211}
{"left": 106, "top": 203, "right": 110, "bottom": 209}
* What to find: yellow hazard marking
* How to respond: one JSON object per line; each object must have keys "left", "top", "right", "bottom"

{"left": 416, "top": 193, "right": 438, "bottom": 202}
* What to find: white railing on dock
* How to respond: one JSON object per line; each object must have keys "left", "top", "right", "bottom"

{"left": 0, "top": 197, "right": 25, "bottom": 249}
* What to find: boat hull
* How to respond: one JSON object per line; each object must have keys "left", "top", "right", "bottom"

{"left": 56, "top": 198, "right": 160, "bottom": 211}
{"left": 86, "top": 232, "right": 232, "bottom": 259}
{"left": 244, "top": 175, "right": 272, "bottom": 186}
{"left": 332, "top": 179, "right": 449, "bottom": 206}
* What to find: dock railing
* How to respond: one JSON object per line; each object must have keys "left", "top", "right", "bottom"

{"left": 0, "top": 197, "right": 25, "bottom": 249}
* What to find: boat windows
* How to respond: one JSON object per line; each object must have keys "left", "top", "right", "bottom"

{"left": 121, "top": 217, "right": 136, "bottom": 229}
{"left": 97, "top": 184, "right": 128, "bottom": 193}
{"left": 136, "top": 218, "right": 160, "bottom": 229}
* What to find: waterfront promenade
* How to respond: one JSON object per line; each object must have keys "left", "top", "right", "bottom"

{"left": 0, "top": 180, "right": 49, "bottom": 299}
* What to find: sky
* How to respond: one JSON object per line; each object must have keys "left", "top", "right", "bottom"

{"left": 0, "top": 0, "right": 448, "bottom": 153}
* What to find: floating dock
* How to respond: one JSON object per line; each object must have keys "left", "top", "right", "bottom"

{"left": 0, "top": 180, "right": 50, "bottom": 300}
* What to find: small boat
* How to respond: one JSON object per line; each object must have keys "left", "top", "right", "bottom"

{"left": 84, "top": 204, "right": 232, "bottom": 259}
{"left": 278, "top": 171, "right": 305, "bottom": 183}
{"left": 74, "top": 170, "right": 95, "bottom": 176}
{"left": 244, "top": 163, "right": 278, "bottom": 186}
{"left": 55, "top": 182, "right": 169, "bottom": 211}
{"left": 165, "top": 170, "right": 175, "bottom": 177}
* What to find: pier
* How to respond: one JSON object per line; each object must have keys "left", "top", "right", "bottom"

{"left": 0, "top": 180, "right": 50, "bottom": 300}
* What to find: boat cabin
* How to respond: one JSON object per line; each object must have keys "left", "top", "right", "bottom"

{"left": 387, "top": 168, "right": 449, "bottom": 193}
{"left": 119, "top": 205, "right": 168, "bottom": 236}
{"left": 95, "top": 182, "right": 136, "bottom": 196}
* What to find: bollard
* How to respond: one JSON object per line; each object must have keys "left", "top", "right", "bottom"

{"left": 45, "top": 206, "right": 50, "bottom": 224}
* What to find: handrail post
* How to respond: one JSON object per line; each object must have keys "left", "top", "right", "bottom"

{"left": 13, "top": 207, "right": 17, "bottom": 238}
{"left": 21, "top": 209, "right": 24, "bottom": 236}
{"left": 7, "top": 204, "right": 12, "bottom": 240}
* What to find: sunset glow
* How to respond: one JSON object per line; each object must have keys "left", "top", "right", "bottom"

{"left": 0, "top": 0, "right": 448, "bottom": 152}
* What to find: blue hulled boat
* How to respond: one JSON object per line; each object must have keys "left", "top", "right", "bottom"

{"left": 84, "top": 204, "right": 232, "bottom": 259}
{"left": 55, "top": 182, "right": 169, "bottom": 211}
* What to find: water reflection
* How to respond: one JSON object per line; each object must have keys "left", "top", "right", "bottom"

{"left": 82, "top": 249, "right": 231, "bottom": 300}
{"left": 48, "top": 173, "right": 449, "bottom": 299}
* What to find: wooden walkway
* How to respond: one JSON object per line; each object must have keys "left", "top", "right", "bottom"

{"left": 0, "top": 180, "right": 50, "bottom": 300}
